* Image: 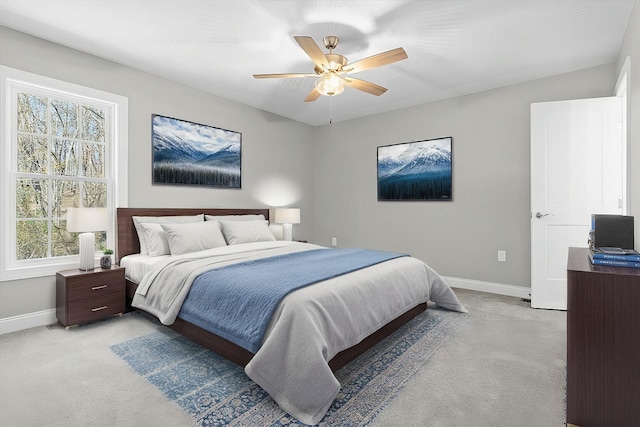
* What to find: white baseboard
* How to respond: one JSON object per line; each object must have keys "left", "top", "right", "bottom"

{"left": 443, "top": 276, "right": 531, "bottom": 299}
{"left": 0, "top": 309, "right": 57, "bottom": 335}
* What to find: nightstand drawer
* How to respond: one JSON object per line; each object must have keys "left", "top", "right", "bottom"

{"left": 66, "top": 292, "right": 125, "bottom": 325}
{"left": 66, "top": 272, "right": 124, "bottom": 302}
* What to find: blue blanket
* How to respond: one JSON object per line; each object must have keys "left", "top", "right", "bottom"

{"left": 177, "top": 248, "right": 408, "bottom": 353}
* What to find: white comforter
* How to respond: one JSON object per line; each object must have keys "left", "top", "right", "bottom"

{"left": 131, "top": 241, "right": 467, "bottom": 425}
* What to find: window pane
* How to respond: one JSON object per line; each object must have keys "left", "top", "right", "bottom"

{"left": 16, "top": 179, "right": 48, "bottom": 218}
{"left": 51, "top": 219, "right": 77, "bottom": 257}
{"left": 96, "top": 231, "right": 107, "bottom": 252}
{"left": 51, "top": 138, "right": 78, "bottom": 176}
{"left": 16, "top": 220, "right": 48, "bottom": 260}
{"left": 51, "top": 179, "right": 79, "bottom": 218}
{"left": 17, "top": 135, "right": 48, "bottom": 174}
{"left": 82, "top": 142, "right": 105, "bottom": 178}
{"left": 51, "top": 99, "right": 78, "bottom": 138}
{"left": 82, "top": 182, "right": 107, "bottom": 207}
{"left": 17, "top": 93, "right": 47, "bottom": 134}
{"left": 82, "top": 106, "right": 105, "bottom": 142}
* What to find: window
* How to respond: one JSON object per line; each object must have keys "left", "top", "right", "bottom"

{"left": 1, "top": 66, "right": 128, "bottom": 281}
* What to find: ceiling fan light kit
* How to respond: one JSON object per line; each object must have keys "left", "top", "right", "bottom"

{"left": 315, "top": 72, "right": 346, "bottom": 96}
{"left": 253, "top": 35, "right": 407, "bottom": 102}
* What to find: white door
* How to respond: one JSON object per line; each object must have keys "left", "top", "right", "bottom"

{"left": 531, "top": 97, "right": 623, "bottom": 310}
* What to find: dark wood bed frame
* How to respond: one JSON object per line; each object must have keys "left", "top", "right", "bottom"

{"left": 117, "top": 207, "right": 426, "bottom": 372}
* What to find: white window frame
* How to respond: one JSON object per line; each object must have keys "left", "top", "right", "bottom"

{"left": 0, "top": 66, "right": 128, "bottom": 281}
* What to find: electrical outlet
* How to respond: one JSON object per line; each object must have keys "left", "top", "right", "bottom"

{"left": 498, "top": 250, "right": 507, "bottom": 262}
{"left": 331, "top": 237, "right": 337, "bottom": 246}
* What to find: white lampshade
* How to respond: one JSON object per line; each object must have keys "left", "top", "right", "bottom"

{"left": 66, "top": 208, "right": 108, "bottom": 270}
{"left": 274, "top": 208, "right": 301, "bottom": 225}
{"left": 274, "top": 208, "right": 301, "bottom": 241}
{"left": 66, "top": 207, "right": 108, "bottom": 232}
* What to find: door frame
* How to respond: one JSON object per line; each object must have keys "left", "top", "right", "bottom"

{"left": 615, "top": 56, "right": 630, "bottom": 215}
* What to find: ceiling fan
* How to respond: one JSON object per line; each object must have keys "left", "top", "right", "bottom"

{"left": 253, "top": 35, "right": 408, "bottom": 102}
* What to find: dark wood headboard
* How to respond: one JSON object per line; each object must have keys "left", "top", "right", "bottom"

{"left": 116, "top": 208, "right": 270, "bottom": 262}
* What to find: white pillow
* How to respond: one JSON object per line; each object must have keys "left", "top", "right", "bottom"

{"left": 219, "top": 220, "right": 276, "bottom": 245}
{"left": 161, "top": 221, "right": 227, "bottom": 255}
{"left": 140, "top": 223, "right": 171, "bottom": 256}
{"left": 133, "top": 214, "right": 204, "bottom": 254}
{"left": 204, "top": 214, "right": 266, "bottom": 222}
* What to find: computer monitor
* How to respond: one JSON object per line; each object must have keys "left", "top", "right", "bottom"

{"left": 591, "top": 214, "right": 635, "bottom": 249}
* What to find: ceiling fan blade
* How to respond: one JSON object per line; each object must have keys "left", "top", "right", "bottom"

{"left": 346, "top": 47, "right": 408, "bottom": 73}
{"left": 294, "top": 36, "right": 330, "bottom": 70}
{"left": 304, "top": 87, "right": 321, "bottom": 102}
{"left": 253, "top": 73, "right": 313, "bottom": 79}
{"left": 344, "top": 77, "right": 388, "bottom": 96}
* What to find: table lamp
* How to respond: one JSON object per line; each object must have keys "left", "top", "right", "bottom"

{"left": 66, "top": 207, "right": 108, "bottom": 270}
{"left": 274, "top": 208, "right": 300, "bottom": 241}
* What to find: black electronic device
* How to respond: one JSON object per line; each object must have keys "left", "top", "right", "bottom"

{"left": 590, "top": 214, "right": 635, "bottom": 250}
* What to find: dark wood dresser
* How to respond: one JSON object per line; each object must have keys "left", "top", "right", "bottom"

{"left": 566, "top": 247, "right": 640, "bottom": 426}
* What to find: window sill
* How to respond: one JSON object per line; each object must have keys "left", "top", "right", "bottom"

{"left": 1, "top": 259, "right": 98, "bottom": 282}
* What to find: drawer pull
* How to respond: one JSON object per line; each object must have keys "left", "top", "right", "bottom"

{"left": 91, "top": 306, "right": 108, "bottom": 312}
{"left": 92, "top": 285, "right": 108, "bottom": 290}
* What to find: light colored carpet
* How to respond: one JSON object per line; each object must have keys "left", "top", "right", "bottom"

{"left": 0, "top": 310, "right": 195, "bottom": 427}
{"left": 371, "top": 290, "right": 567, "bottom": 427}
{"left": 0, "top": 289, "right": 566, "bottom": 426}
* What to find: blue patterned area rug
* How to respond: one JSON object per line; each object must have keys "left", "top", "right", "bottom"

{"left": 111, "top": 307, "right": 467, "bottom": 426}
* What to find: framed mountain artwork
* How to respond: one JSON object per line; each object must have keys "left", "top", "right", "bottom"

{"left": 151, "top": 114, "right": 241, "bottom": 188}
{"left": 377, "top": 137, "right": 452, "bottom": 201}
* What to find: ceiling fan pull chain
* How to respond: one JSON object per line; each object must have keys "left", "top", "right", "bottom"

{"left": 329, "top": 96, "right": 333, "bottom": 124}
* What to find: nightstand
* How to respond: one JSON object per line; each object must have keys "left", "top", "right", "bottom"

{"left": 56, "top": 265, "right": 126, "bottom": 328}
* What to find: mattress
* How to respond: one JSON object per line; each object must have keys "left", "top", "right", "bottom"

{"left": 119, "top": 253, "right": 169, "bottom": 283}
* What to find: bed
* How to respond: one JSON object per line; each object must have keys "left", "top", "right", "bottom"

{"left": 116, "top": 207, "right": 466, "bottom": 424}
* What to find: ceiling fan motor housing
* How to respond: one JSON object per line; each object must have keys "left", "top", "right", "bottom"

{"left": 314, "top": 53, "right": 348, "bottom": 74}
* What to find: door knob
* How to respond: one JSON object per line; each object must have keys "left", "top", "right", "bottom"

{"left": 535, "top": 212, "right": 551, "bottom": 219}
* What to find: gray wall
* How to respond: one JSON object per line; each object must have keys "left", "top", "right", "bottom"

{"left": 2, "top": 5, "right": 638, "bottom": 321}
{"left": 0, "top": 27, "right": 315, "bottom": 318}
{"left": 312, "top": 64, "right": 616, "bottom": 287}
{"left": 617, "top": 1, "right": 640, "bottom": 246}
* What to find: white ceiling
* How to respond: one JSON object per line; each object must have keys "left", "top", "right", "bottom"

{"left": 0, "top": 0, "right": 635, "bottom": 126}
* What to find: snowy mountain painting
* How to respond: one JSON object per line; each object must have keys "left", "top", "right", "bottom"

{"left": 152, "top": 115, "right": 241, "bottom": 188}
{"left": 377, "top": 137, "right": 452, "bottom": 200}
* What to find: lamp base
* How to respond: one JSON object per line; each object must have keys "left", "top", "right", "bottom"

{"left": 282, "top": 223, "right": 293, "bottom": 241}
{"left": 78, "top": 232, "right": 96, "bottom": 271}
